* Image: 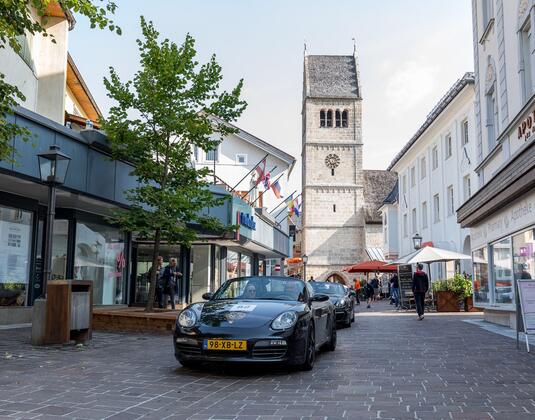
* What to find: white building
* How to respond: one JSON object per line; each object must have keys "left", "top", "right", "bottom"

{"left": 382, "top": 73, "right": 477, "bottom": 279}
{"left": 192, "top": 117, "right": 296, "bottom": 212}
{"left": 457, "top": 0, "right": 535, "bottom": 328}
{"left": 0, "top": 2, "right": 101, "bottom": 129}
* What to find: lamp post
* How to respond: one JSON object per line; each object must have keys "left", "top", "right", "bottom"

{"left": 302, "top": 254, "right": 308, "bottom": 281}
{"left": 38, "top": 145, "right": 71, "bottom": 297}
{"left": 412, "top": 233, "right": 423, "bottom": 251}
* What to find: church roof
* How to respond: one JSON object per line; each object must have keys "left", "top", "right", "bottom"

{"left": 304, "top": 55, "right": 361, "bottom": 99}
{"left": 363, "top": 170, "right": 398, "bottom": 224}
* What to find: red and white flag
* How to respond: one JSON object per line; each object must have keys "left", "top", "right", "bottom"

{"left": 255, "top": 159, "right": 266, "bottom": 185}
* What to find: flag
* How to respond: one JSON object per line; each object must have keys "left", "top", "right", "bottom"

{"left": 293, "top": 197, "right": 300, "bottom": 217}
{"left": 287, "top": 198, "right": 295, "bottom": 217}
{"left": 271, "top": 180, "right": 283, "bottom": 199}
{"left": 263, "top": 172, "right": 271, "bottom": 190}
{"left": 255, "top": 159, "right": 266, "bottom": 185}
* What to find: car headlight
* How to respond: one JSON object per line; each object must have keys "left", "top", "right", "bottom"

{"left": 271, "top": 311, "right": 298, "bottom": 330}
{"left": 178, "top": 309, "right": 197, "bottom": 328}
{"left": 336, "top": 298, "right": 347, "bottom": 307}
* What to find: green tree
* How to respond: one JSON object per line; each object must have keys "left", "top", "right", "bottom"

{"left": 101, "top": 17, "right": 246, "bottom": 312}
{"left": 0, "top": 0, "right": 120, "bottom": 161}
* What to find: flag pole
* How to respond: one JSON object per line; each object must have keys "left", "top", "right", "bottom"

{"left": 269, "top": 190, "right": 297, "bottom": 214}
{"left": 250, "top": 172, "right": 284, "bottom": 206}
{"left": 274, "top": 192, "right": 302, "bottom": 221}
{"left": 229, "top": 153, "right": 269, "bottom": 193}
{"left": 243, "top": 165, "right": 277, "bottom": 198}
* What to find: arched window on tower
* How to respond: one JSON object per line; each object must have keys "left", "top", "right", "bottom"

{"left": 342, "top": 110, "right": 349, "bottom": 127}
{"left": 320, "top": 110, "right": 326, "bottom": 127}
{"left": 326, "top": 110, "right": 333, "bottom": 127}
{"left": 335, "top": 110, "right": 341, "bottom": 127}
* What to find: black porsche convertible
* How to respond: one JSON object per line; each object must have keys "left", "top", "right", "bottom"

{"left": 174, "top": 276, "right": 337, "bottom": 370}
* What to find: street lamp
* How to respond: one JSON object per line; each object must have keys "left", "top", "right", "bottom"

{"left": 302, "top": 254, "right": 308, "bottom": 281}
{"left": 412, "top": 233, "right": 423, "bottom": 250}
{"left": 38, "top": 145, "right": 71, "bottom": 297}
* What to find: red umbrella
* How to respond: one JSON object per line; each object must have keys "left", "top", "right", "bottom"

{"left": 342, "top": 260, "right": 398, "bottom": 273}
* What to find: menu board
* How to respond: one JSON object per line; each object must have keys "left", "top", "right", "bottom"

{"left": 517, "top": 280, "right": 535, "bottom": 333}
{"left": 398, "top": 264, "right": 413, "bottom": 307}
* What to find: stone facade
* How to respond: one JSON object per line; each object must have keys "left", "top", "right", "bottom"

{"left": 302, "top": 54, "right": 365, "bottom": 279}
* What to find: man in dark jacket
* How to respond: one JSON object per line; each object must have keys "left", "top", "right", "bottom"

{"left": 364, "top": 279, "right": 375, "bottom": 309}
{"left": 149, "top": 256, "right": 165, "bottom": 308}
{"left": 390, "top": 273, "right": 400, "bottom": 308}
{"left": 162, "top": 258, "right": 182, "bottom": 310}
{"left": 412, "top": 263, "right": 429, "bottom": 320}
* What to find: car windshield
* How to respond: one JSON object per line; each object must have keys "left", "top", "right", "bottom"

{"left": 212, "top": 277, "right": 307, "bottom": 302}
{"left": 310, "top": 282, "right": 345, "bottom": 297}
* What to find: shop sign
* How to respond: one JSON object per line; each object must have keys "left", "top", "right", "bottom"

{"left": 471, "top": 190, "right": 535, "bottom": 249}
{"left": 517, "top": 109, "right": 535, "bottom": 141}
{"left": 238, "top": 212, "right": 256, "bottom": 230}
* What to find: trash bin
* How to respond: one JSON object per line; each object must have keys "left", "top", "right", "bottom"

{"left": 43, "top": 280, "right": 93, "bottom": 345}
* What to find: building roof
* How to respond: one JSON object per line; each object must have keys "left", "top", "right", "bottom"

{"left": 66, "top": 53, "right": 102, "bottom": 122}
{"left": 304, "top": 55, "right": 361, "bottom": 99}
{"left": 363, "top": 170, "right": 398, "bottom": 223}
{"left": 208, "top": 115, "right": 297, "bottom": 173}
{"left": 382, "top": 179, "right": 399, "bottom": 205}
{"left": 387, "top": 72, "right": 475, "bottom": 171}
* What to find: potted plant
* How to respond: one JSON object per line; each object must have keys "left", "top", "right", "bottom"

{"left": 451, "top": 274, "right": 475, "bottom": 312}
{"left": 432, "top": 279, "right": 460, "bottom": 312}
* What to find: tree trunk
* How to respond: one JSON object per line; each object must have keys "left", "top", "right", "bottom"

{"left": 145, "top": 228, "right": 162, "bottom": 313}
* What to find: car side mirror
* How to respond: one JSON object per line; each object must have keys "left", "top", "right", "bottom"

{"left": 202, "top": 292, "right": 213, "bottom": 300}
{"left": 311, "top": 293, "right": 329, "bottom": 302}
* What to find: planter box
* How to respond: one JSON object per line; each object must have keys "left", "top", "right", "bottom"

{"left": 436, "top": 291, "right": 460, "bottom": 312}
{"left": 464, "top": 296, "right": 483, "bottom": 312}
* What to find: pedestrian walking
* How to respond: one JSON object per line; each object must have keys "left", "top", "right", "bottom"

{"left": 390, "top": 273, "right": 400, "bottom": 308}
{"left": 162, "top": 258, "right": 182, "bottom": 310}
{"left": 364, "top": 279, "right": 374, "bottom": 309}
{"left": 412, "top": 263, "right": 429, "bottom": 320}
{"left": 308, "top": 275, "right": 316, "bottom": 282}
{"left": 353, "top": 278, "right": 361, "bottom": 305}
{"left": 149, "top": 256, "right": 165, "bottom": 308}
{"left": 371, "top": 274, "right": 380, "bottom": 301}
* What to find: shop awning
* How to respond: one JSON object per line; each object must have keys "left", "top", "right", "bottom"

{"left": 342, "top": 260, "right": 398, "bottom": 273}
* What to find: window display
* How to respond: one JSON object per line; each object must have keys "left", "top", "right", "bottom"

{"left": 241, "top": 254, "right": 252, "bottom": 277}
{"left": 473, "top": 247, "right": 489, "bottom": 304}
{"left": 227, "top": 250, "right": 239, "bottom": 279}
{"left": 0, "top": 206, "right": 32, "bottom": 306}
{"left": 74, "top": 221, "right": 127, "bottom": 305}
{"left": 513, "top": 229, "right": 535, "bottom": 282}
{"left": 492, "top": 238, "right": 513, "bottom": 304}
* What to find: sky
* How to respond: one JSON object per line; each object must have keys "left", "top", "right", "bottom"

{"left": 70, "top": 0, "right": 474, "bottom": 194}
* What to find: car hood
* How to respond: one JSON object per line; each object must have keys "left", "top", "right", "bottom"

{"left": 196, "top": 300, "right": 305, "bottom": 328}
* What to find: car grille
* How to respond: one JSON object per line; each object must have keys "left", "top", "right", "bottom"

{"left": 203, "top": 350, "right": 250, "bottom": 358}
{"left": 175, "top": 342, "right": 201, "bottom": 356}
{"left": 252, "top": 346, "right": 287, "bottom": 359}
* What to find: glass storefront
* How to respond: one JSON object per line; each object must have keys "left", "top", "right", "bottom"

{"left": 0, "top": 206, "right": 32, "bottom": 306}
{"left": 51, "top": 220, "right": 68, "bottom": 280}
{"left": 74, "top": 221, "right": 127, "bottom": 305}
{"left": 240, "top": 254, "right": 252, "bottom": 277}
{"left": 191, "top": 245, "right": 211, "bottom": 303}
{"left": 227, "top": 250, "right": 239, "bottom": 279}
{"left": 473, "top": 247, "right": 489, "bottom": 304}
{"left": 513, "top": 229, "right": 535, "bottom": 281}
{"left": 491, "top": 238, "right": 513, "bottom": 304}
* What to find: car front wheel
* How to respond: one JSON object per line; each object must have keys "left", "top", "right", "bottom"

{"left": 301, "top": 324, "right": 315, "bottom": 371}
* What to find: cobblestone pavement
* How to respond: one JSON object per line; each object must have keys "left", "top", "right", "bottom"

{"left": 1, "top": 301, "right": 535, "bottom": 420}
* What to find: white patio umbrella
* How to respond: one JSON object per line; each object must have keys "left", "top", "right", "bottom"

{"left": 390, "top": 246, "right": 472, "bottom": 265}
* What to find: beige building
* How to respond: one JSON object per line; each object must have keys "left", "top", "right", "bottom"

{"left": 0, "top": 1, "right": 101, "bottom": 129}
{"left": 301, "top": 53, "right": 396, "bottom": 282}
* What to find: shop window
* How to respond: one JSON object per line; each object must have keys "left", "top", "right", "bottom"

{"left": 473, "top": 247, "right": 489, "bottom": 304}
{"left": 191, "top": 245, "right": 211, "bottom": 303}
{"left": 74, "top": 221, "right": 127, "bottom": 305}
{"left": 513, "top": 229, "right": 535, "bottom": 281}
{"left": 226, "top": 250, "right": 239, "bottom": 279}
{"left": 0, "top": 206, "right": 33, "bottom": 307}
{"left": 51, "top": 220, "right": 69, "bottom": 281}
{"left": 240, "top": 254, "right": 252, "bottom": 277}
{"left": 491, "top": 238, "right": 513, "bottom": 305}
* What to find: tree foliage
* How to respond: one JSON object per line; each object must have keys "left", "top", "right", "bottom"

{"left": 101, "top": 17, "right": 247, "bottom": 311}
{"left": 0, "top": 0, "right": 120, "bottom": 161}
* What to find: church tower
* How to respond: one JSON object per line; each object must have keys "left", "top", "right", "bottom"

{"left": 301, "top": 53, "right": 365, "bottom": 279}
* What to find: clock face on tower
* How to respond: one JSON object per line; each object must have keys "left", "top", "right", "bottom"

{"left": 324, "top": 154, "right": 340, "bottom": 169}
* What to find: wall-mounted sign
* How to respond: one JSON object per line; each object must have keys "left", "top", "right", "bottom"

{"left": 517, "top": 109, "right": 535, "bottom": 142}
{"left": 238, "top": 212, "right": 256, "bottom": 230}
